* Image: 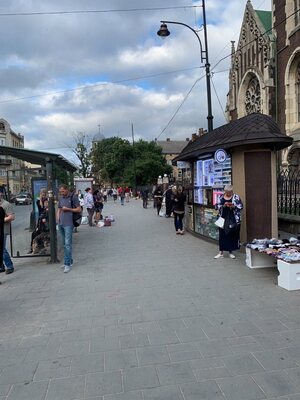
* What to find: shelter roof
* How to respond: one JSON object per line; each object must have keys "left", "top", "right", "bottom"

{"left": 0, "top": 146, "right": 77, "bottom": 172}
{"left": 174, "top": 113, "right": 293, "bottom": 162}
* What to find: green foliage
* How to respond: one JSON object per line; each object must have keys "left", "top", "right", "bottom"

{"left": 72, "top": 132, "right": 92, "bottom": 178}
{"left": 92, "top": 138, "right": 172, "bottom": 186}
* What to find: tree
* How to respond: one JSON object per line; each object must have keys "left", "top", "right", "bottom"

{"left": 92, "top": 137, "right": 172, "bottom": 187}
{"left": 71, "top": 132, "right": 92, "bottom": 178}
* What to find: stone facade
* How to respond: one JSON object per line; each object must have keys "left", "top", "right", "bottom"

{"left": 0, "top": 118, "right": 25, "bottom": 194}
{"left": 226, "top": 0, "right": 276, "bottom": 121}
{"left": 274, "top": 0, "right": 300, "bottom": 168}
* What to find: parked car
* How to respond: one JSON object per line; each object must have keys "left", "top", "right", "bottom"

{"left": 15, "top": 193, "right": 32, "bottom": 205}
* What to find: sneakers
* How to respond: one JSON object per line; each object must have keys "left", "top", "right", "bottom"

{"left": 214, "top": 253, "right": 224, "bottom": 259}
{"left": 63, "top": 265, "right": 72, "bottom": 273}
{"left": 0, "top": 267, "right": 5, "bottom": 273}
{"left": 229, "top": 253, "right": 236, "bottom": 259}
{"left": 5, "top": 268, "right": 14, "bottom": 274}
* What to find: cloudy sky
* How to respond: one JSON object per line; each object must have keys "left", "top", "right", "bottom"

{"left": 0, "top": 0, "right": 270, "bottom": 161}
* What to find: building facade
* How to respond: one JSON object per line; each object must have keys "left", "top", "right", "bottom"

{"left": 0, "top": 118, "right": 25, "bottom": 194}
{"left": 226, "top": 0, "right": 275, "bottom": 121}
{"left": 156, "top": 138, "right": 190, "bottom": 182}
{"left": 274, "top": 0, "right": 300, "bottom": 168}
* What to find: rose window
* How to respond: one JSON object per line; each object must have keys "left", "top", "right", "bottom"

{"left": 245, "top": 77, "right": 261, "bottom": 114}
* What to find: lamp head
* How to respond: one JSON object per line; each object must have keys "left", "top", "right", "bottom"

{"left": 157, "top": 23, "right": 170, "bottom": 38}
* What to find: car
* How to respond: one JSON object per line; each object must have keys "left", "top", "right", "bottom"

{"left": 15, "top": 194, "right": 32, "bottom": 205}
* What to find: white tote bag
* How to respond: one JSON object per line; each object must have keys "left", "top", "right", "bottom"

{"left": 214, "top": 216, "right": 225, "bottom": 229}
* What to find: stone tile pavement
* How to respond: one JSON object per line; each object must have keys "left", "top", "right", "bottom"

{"left": 0, "top": 199, "right": 300, "bottom": 399}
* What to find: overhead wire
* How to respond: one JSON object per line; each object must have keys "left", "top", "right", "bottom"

{"left": 0, "top": 66, "right": 203, "bottom": 104}
{"left": 211, "top": 75, "right": 227, "bottom": 121}
{"left": 0, "top": 5, "right": 199, "bottom": 17}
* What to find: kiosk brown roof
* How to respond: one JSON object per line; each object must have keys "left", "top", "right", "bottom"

{"left": 174, "top": 113, "right": 293, "bottom": 162}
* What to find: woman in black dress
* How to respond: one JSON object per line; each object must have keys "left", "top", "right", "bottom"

{"left": 214, "top": 185, "right": 243, "bottom": 259}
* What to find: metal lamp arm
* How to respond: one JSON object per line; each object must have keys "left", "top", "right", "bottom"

{"left": 160, "top": 20, "right": 206, "bottom": 63}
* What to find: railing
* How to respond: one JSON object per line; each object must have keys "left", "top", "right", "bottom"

{"left": 0, "top": 158, "right": 12, "bottom": 165}
{"left": 278, "top": 169, "right": 300, "bottom": 215}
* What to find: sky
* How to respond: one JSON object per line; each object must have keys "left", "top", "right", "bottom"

{"left": 0, "top": 0, "right": 271, "bottom": 162}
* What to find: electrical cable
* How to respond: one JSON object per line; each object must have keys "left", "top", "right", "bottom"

{"left": 0, "top": 5, "right": 199, "bottom": 17}
{"left": 0, "top": 66, "right": 203, "bottom": 104}
{"left": 211, "top": 75, "right": 227, "bottom": 121}
{"left": 156, "top": 74, "right": 206, "bottom": 140}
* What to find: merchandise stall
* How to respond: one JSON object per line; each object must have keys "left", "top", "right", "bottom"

{"left": 193, "top": 154, "right": 231, "bottom": 240}
{"left": 173, "top": 113, "right": 293, "bottom": 243}
{"left": 246, "top": 238, "right": 300, "bottom": 291}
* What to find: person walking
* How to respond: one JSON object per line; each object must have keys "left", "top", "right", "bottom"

{"left": 165, "top": 186, "right": 173, "bottom": 218}
{"left": 125, "top": 187, "right": 130, "bottom": 203}
{"left": 84, "top": 188, "right": 95, "bottom": 227}
{"left": 119, "top": 187, "right": 125, "bottom": 206}
{"left": 112, "top": 188, "right": 118, "bottom": 202}
{"left": 141, "top": 189, "right": 149, "bottom": 209}
{"left": 153, "top": 186, "right": 163, "bottom": 216}
{"left": 93, "top": 189, "right": 104, "bottom": 225}
{"left": 214, "top": 184, "right": 243, "bottom": 259}
{"left": 173, "top": 186, "right": 186, "bottom": 235}
{"left": 57, "top": 184, "right": 81, "bottom": 273}
{"left": 0, "top": 192, "right": 15, "bottom": 274}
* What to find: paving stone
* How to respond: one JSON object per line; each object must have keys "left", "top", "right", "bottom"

{"left": 254, "top": 333, "right": 294, "bottom": 350}
{"left": 70, "top": 353, "right": 104, "bottom": 375}
{"left": 46, "top": 375, "right": 85, "bottom": 400}
{"left": 0, "top": 384, "right": 11, "bottom": 396}
{"left": 156, "top": 362, "right": 196, "bottom": 385}
{"left": 7, "top": 381, "right": 48, "bottom": 400}
{"left": 252, "top": 349, "right": 298, "bottom": 371}
{"left": 222, "top": 354, "right": 264, "bottom": 375}
{"left": 231, "top": 321, "right": 263, "bottom": 337}
{"left": 201, "top": 325, "right": 236, "bottom": 339}
{"left": 252, "top": 371, "right": 300, "bottom": 398}
{"left": 123, "top": 366, "right": 160, "bottom": 392}
{"left": 194, "top": 366, "right": 232, "bottom": 381}
{"left": 132, "top": 322, "right": 160, "bottom": 334}
{"left": 169, "top": 350, "right": 202, "bottom": 362}
{"left": 180, "top": 381, "right": 225, "bottom": 400}
{"left": 104, "top": 391, "right": 143, "bottom": 400}
{"left": 216, "top": 375, "right": 266, "bottom": 400}
{"left": 0, "top": 362, "right": 38, "bottom": 385}
{"left": 143, "top": 385, "right": 184, "bottom": 400}
{"left": 148, "top": 330, "right": 179, "bottom": 346}
{"left": 85, "top": 371, "right": 122, "bottom": 397}
{"left": 58, "top": 340, "right": 89, "bottom": 356}
{"left": 252, "top": 319, "right": 289, "bottom": 334}
{"left": 158, "top": 319, "right": 187, "bottom": 331}
{"left": 34, "top": 356, "right": 71, "bottom": 380}
{"left": 188, "top": 357, "right": 225, "bottom": 370}
{"left": 174, "top": 327, "right": 206, "bottom": 343}
{"left": 119, "top": 334, "right": 150, "bottom": 349}
{"left": 137, "top": 346, "right": 170, "bottom": 365}
{"left": 90, "top": 337, "right": 120, "bottom": 353}
{"left": 167, "top": 343, "right": 199, "bottom": 353}
{"left": 197, "top": 340, "right": 233, "bottom": 358}
{"left": 105, "top": 324, "right": 133, "bottom": 338}
{"left": 105, "top": 349, "right": 138, "bottom": 371}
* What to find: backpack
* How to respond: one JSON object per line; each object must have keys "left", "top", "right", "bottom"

{"left": 71, "top": 194, "right": 82, "bottom": 227}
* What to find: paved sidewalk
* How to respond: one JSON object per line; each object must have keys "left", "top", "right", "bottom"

{"left": 1, "top": 199, "right": 300, "bottom": 400}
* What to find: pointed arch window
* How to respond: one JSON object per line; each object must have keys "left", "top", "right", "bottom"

{"left": 295, "top": 0, "right": 300, "bottom": 26}
{"left": 245, "top": 76, "right": 261, "bottom": 115}
{"left": 297, "top": 62, "right": 300, "bottom": 122}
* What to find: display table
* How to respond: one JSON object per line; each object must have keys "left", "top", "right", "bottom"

{"left": 245, "top": 247, "right": 300, "bottom": 291}
{"left": 245, "top": 247, "right": 276, "bottom": 269}
{"left": 277, "top": 260, "right": 300, "bottom": 291}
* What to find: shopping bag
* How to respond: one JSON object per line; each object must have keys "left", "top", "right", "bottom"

{"left": 214, "top": 216, "right": 225, "bottom": 229}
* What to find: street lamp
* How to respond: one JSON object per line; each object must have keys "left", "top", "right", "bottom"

{"left": 157, "top": 0, "right": 213, "bottom": 132}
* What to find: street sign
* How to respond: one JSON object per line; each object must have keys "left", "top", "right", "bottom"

{"left": 214, "top": 149, "right": 227, "bottom": 164}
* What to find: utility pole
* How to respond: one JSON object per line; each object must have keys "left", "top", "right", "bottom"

{"left": 131, "top": 123, "right": 138, "bottom": 196}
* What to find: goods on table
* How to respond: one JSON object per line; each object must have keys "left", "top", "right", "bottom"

{"left": 246, "top": 237, "right": 300, "bottom": 262}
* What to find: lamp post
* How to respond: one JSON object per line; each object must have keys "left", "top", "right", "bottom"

{"left": 157, "top": 0, "right": 213, "bottom": 132}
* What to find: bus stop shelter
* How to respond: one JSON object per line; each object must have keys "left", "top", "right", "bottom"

{"left": 0, "top": 146, "right": 77, "bottom": 263}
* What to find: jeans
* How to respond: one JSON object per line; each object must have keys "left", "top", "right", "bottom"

{"left": 58, "top": 225, "right": 73, "bottom": 267}
{"left": 120, "top": 197, "right": 125, "bottom": 205}
{"left": 87, "top": 208, "right": 94, "bottom": 226}
{"left": 174, "top": 212, "right": 184, "bottom": 231}
{"left": 3, "top": 234, "right": 13, "bottom": 270}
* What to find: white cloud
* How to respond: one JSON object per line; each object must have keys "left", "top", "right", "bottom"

{"left": 0, "top": 0, "right": 271, "bottom": 157}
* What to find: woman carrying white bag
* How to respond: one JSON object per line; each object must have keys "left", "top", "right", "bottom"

{"left": 214, "top": 185, "right": 243, "bottom": 259}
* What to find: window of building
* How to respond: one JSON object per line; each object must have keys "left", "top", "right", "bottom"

{"left": 295, "top": 0, "right": 300, "bottom": 26}
{"left": 245, "top": 76, "right": 261, "bottom": 115}
{"left": 0, "top": 139, "right": 5, "bottom": 146}
{"left": 0, "top": 123, "right": 5, "bottom": 131}
{"left": 297, "top": 62, "right": 300, "bottom": 122}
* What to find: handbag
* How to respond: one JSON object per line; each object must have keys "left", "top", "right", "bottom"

{"left": 224, "top": 210, "right": 238, "bottom": 235}
{"left": 214, "top": 216, "right": 225, "bottom": 229}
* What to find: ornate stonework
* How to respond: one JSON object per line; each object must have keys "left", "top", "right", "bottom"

{"left": 245, "top": 77, "right": 261, "bottom": 114}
